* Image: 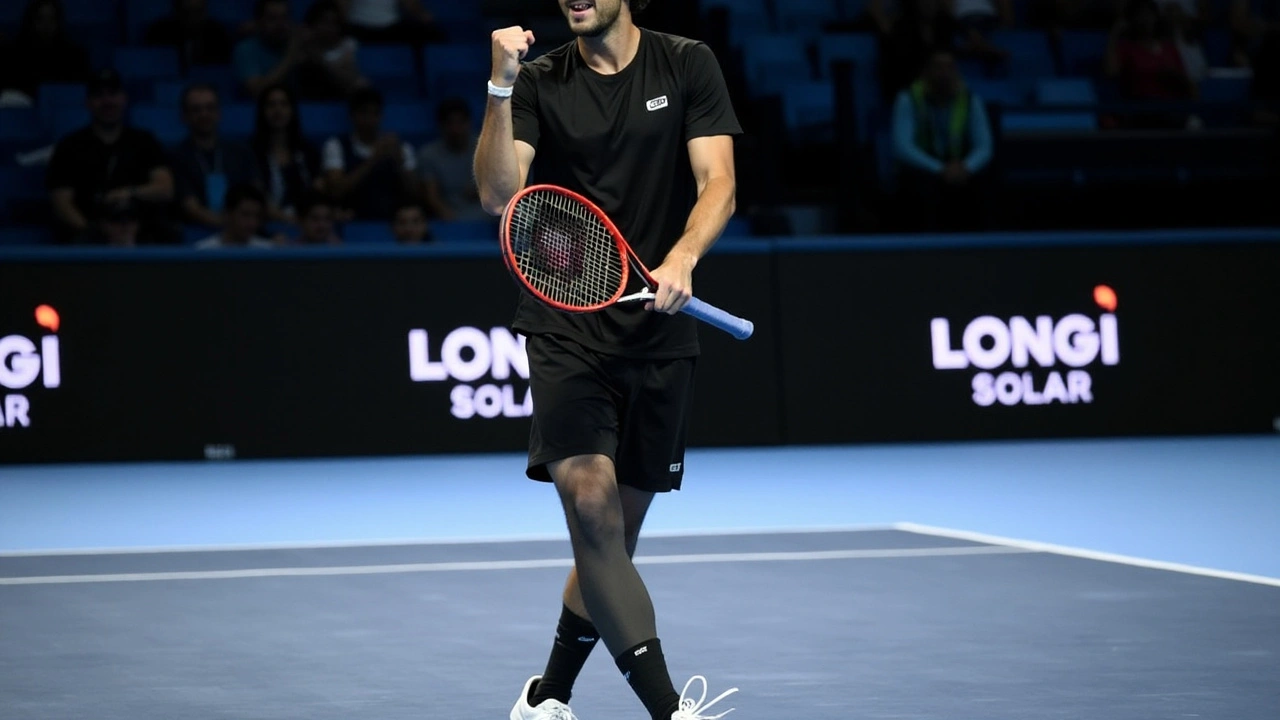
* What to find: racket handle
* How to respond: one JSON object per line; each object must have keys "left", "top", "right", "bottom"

{"left": 682, "top": 296, "right": 755, "bottom": 340}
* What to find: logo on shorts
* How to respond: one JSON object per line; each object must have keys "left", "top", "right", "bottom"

{"left": 646, "top": 95, "right": 669, "bottom": 112}
{"left": 669, "top": 463, "right": 681, "bottom": 472}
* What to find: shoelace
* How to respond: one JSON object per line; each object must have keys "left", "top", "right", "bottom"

{"left": 671, "top": 675, "right": 738, "bottom": 720}
{"left": 537, "top": 700, "right": 577, "bottom": 720}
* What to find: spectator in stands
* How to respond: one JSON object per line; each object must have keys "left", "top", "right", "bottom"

{"left": 170, "top": 84, "right": 260, "bottom": 230}
{"left": 46, "top": 69, "right": 176, "bottom": 244}
{"left": 233, "top": 0, "right": 302, "bottom": 98}
{"left": 1106, "top": 0, "right": 1196, "bottom": 127}
{"left": 0, "top": 0, "right": 90, "bottom": 103}
{"left": 297, "top": 0, "right": 369, "bottom": 100}
{"left": 336, "top": 0, "right": 447, "bottom": 45}
{"left": 953, "top": 0, "right": 1014, "bottom": 62}
{"left": 323, "top": 87, "right": 418, "bottom": 221}
{"left": 99, "top": 201, "right": 141, "bottom": 248}
{"left": 881, "top": 0, "right": 959, "bottom": 101}
{"left": 142, "top": 0, "right": 234, "bottom": 69}
{"left": 252, "top": 83, "right": 324, "bottom": 222}
{"left": 890, "top": 48, "right": 994, "bottom": 231}
{"left": 194, "top": 184, "right": 276, "bottom": 248}
{"left": 292, "top": 191, "right": 342, "bottom": 244}
{"left": 418, "top": 97, "right": 485, "bottom": 221}
{"left": 391, "top": 198, "right": 432, "bottom": 244}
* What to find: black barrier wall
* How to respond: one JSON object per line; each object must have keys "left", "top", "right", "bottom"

{"left": 2, "top": 231, "right": 1277, "bottom": 463}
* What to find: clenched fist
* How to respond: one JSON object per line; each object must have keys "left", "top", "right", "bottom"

{"left": 491, "top": 26, "right": 536, "bottom": 88}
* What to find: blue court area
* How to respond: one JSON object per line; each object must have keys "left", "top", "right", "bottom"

{"left": 2, "top": 436, "right": 1278, "bottom": 718}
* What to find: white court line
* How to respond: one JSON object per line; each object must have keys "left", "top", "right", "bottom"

{"left": 0, "top": 524, "right": 900, "bottom": 558}
{"left": 0, "top": 545, "right": 1033, "bottom": 585}
{"left": 895, "top": 522, "right": 1280, "bottom": 588}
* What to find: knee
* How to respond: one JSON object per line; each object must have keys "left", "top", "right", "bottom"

{"left": 554, "top": 457, "right": 624, "bottom": 544}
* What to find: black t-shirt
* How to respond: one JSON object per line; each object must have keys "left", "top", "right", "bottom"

{"left": 510, "top": 29, "right": 742, "bottom": 359}
{"left": 46, "top": 126, "right": 170, "bottom": 226}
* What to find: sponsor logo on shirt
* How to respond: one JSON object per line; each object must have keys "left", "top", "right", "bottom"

{"left": 646, "top": 95, "right": 669, "bottom": 112}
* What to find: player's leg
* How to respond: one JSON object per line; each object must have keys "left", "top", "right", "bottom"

{"left": 531, "top": 485, "right": 655, "bottom": 706}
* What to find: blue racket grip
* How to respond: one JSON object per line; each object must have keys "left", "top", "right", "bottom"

{"left": 681, "top": 296, "right": 755, "bottom": 340}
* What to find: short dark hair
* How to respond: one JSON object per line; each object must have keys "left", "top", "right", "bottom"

{"left": 224, "top": 183, "right": 267, "bottom": 212}
{"left": 348, "top": 86, "right": 384, "bottom": 114}
{"left": 181, "top": 83, "right": 219, "bottom": 111}
{"left": 435, "top": 96, "right": 471, "bottom": 124}
{"left": 297, "top": 190, "right": 334, "bottom": 218}
{"left": 254, "top": 0, "right": 287, "bottom": 18}
{"left": 304, "top": 0, "right": 340, "bottom": 25}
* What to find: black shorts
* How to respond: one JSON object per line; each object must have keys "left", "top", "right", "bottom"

{"left": 525, "top": 333, "right": 696, "bottom": 492}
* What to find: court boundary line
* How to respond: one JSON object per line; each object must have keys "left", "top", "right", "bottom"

{"left": 895, "top": 522, "right": 1280, "bottom": 588}
{"left": 0, "top": 545, "right": 1034, "bottom": 585}
{"left": 0, "top": 524, "right": 902, "bottom": 558}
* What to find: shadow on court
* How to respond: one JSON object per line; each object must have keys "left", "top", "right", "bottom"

{"left": 2, "top": 529, "right": 1277, "bottom": 719}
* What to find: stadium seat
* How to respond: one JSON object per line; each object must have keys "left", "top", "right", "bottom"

{"left": 780, "top": 81, "right": 836, "bottom": 143}
{"left": 1035, "top": 77, "right": 1098, "bottom": 106}
{"left": 0, "top": 227, "right": 54, "bottom": 247}
{"left": 966, "top": 77, "right": 1025, "bottom": 107}
{"left": 358, "top": 45, "right": 421, "bottom": 98}
{"left": 112, "top": 47, "right": 182, "bottom": 81}
{"left": 433, "top": 218, "right": 497, "bottom": 243}
{"left": 187, "top": 66, "right": 239, "bottom": 103}
{"left": 1001, "top": 111, "right": 1098, "bottom": 132}
{"left": 0, "top": 108, "right": 48, "bottom": 144}
{"left": 151, "top": 80, "right": 187, "bottom": 107}
{"left": 816, "top": 32, "right": 876, "bottom": 79}
{"left": 988, "top": 30, "right": 1056, "bottom": 96}
{"left": 774, "top": 0, "right": 838, "bottom": 36}
{"left": 299, "top": 103, "right": 350, "bottom": 142}
{"left": 739, "top": 33, "right": 813, "bottom": 96}
{"left": 1199, "top": 73, "right": 1252, "bottom": 104}
{"left": 220, "top": 103, "right": 257, "bottom": 138}
{"left": 423, "top": 43, "right": 490, "bottom": 100}
{"left": 1059, "top": 31, "right": 1109, "bottom": 77}
{"left": 702, "top": 0, "right": 772, "bottom": 45}
{"left": 128, "top": 105, "right": 185, "bottom": 145}
{"left": 722, "top": 216, "right": 752, "bottom": 238}
{"left": 341, "top": 222, "right": 393, "bottom": 244}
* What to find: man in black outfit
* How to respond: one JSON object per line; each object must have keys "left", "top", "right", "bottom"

{"left": 473, "top": 2, "right": 742, "bottom": 720}
{"left": 46, "top": 69, "right": 175, "bottom": 244}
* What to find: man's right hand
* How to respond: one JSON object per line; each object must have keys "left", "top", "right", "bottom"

{"left": 490, "top": 26, "right": 535, "bottom": 88}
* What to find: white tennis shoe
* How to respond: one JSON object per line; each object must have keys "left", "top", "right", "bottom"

{"left": 671, "top": 675, "right": 738, "bottom": 720}
{"left": 510, "top": 675, "right": 579, "bottom": 720}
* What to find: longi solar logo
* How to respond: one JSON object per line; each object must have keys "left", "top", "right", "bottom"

{"left": 930, "top": 286, "right": 1120, "bottom": 407}
{"left": 407, "top": 327, "right": 532, "bottom": 419}
{"left": 1, "top": 305, "right": 62, "bottom": 428}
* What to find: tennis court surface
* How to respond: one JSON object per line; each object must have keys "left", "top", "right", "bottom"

{"left": 3, "top": 524, "right": 1277, "bottom": 720}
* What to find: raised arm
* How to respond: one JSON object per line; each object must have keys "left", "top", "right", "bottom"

{"left": 474, "top": 26, "right": 537, "bottom": 215}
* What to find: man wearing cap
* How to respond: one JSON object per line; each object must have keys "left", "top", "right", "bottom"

{"left": 46, "top": 69, "right": 176, "bottom": 244}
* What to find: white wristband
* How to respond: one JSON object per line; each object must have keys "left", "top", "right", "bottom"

{"left": 487, "top": 80, "right": 514, "bottom": 98}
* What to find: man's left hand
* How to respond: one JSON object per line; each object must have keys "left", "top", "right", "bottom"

{"left": 645, "top": 251, "right": 696, "bottom": 314}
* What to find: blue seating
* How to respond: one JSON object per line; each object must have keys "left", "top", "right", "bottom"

{"left": 775, "top": 0, "right": 838, "bottom": 36}
{"left": 188, "top": 66, "right": 239, "bottom": 103}
{"left": 151, "top": 80, "right": 187, "bottom": 107}
{"left": 381, "top": 102, "right": 434, "bottom": 144}
{"left": 299, "top": 103, "right": 350, "bottom": 141}
{"left": 722, "top": 216, "right": 751, "bottom": 238}
{"left": 1001, "top": 111, "right": 1098, "bottom": 133}
{"left": 423, "top": 43, "right": 490, "bottom": 99}
{"left": 0, "top": 108, "right": 48, "bottom": 143}
{"left": 1035, "top": 77, "right": 1098, "bottom": 106}
{"left": 739, "top": 33, "right": 812, "bottom": 96}
{"left": 988, "top": 30, "right": 1056, "bottom": 96}
{"left": 358, "top": 45, "right": 421, "bottom": 98}
{"left": 112, "top": 47, "right": 182, "bottom": 81}
{"left": 220, "top": 103, "right": 257, "bottom": 138}
{"left": 780, "top": 81, "right": 836, "bottom": 143}
{"left": 128, "top": 105, "right": 185, "bottom": 145}
{"left": 342, "top": 221, "right": 394, "bottom": 244}
{"left": 816, "top": 32, "right": 877, "bottom": 78}
{"left": 966, "top": 77, "right": 1025, "bottom": 107}
{"left": 1199, "top": 73, "right": 1252, "bottom": 104}
{"left": 433, "top": 218, "right": 497, "bottom": 243}
{"left": 1059, "top": 31, "right": 1109, "bottom": 77}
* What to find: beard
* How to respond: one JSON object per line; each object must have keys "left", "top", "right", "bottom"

{"left": 565, "top": 1, "right": 622, "bottom": 38}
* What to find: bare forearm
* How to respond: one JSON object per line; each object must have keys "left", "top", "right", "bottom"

{"left": 666, "top": 175, "right": 736, "bottom": 267}
{"left": 136, "top": 173, "right": 174, "bottom": 203}
{"left": 474, "top": 97, "right": 521, "bottom": 215}
{"left": 51, "top": 194, "right": 87, "bottom": 231}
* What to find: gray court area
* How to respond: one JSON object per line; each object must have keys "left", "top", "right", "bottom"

{"left": 2, "top": 529, "right": 1277, "bottom": 720}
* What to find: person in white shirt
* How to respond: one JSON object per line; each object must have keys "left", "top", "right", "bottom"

{"left": 334, "top": 0, "right": 446, "bottom": 44}
{"left": 194, "top": 184, "right": 276, "bottom": 248}
{"left": 321, "top": 87, "right": 419, "bottom": 220}
{"left": 418, "top": 96, "right": 487, "bottom": 221}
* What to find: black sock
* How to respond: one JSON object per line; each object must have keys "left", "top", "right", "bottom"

{"left": 531, "top": 606, "right": 600, "bottom": 705}
{"left": 615, "top": 638, "right": 681, "bottom": 720}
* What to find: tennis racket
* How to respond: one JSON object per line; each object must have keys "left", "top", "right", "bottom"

{"left": 499, "top": 184, "right": 755, "bottom": 340}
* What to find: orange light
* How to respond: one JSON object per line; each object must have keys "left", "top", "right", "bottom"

{"left": 35, "top": 304, "right": 60, "bottom": 333}
{"left": 1093, "top": 285, "right": 1117, "bottom": 312}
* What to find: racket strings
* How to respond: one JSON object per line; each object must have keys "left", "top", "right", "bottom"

{"left": 508, "top": 190, "right": 624, "bottom": 309}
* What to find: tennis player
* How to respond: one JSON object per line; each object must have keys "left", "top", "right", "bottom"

{"left": 473, "top": 1, "right": 742, "bottom": 719}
